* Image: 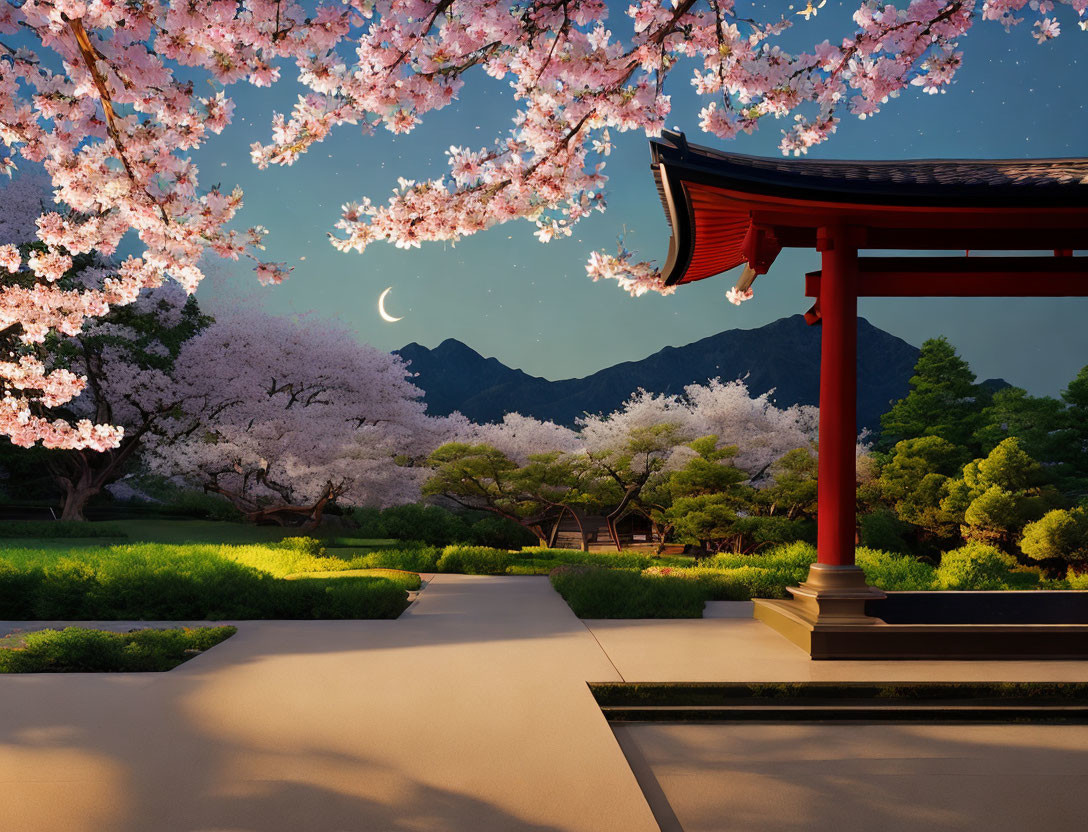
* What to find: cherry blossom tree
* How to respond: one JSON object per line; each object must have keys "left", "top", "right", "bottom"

{"left": 146, "top": 310, "right": 441, "bottom": 527}
{"left": 579, "top": 380, "right": 821, "bottom": 480}
{"left": 47, "top": 283, "right": 208, "bottom": 520}
{"left": 2, "top": 0, "right": 1082, "bottom": 449}
{"left": 460, "top": 411, "right": 582, "bottom": 462}
{"left": 0, "top": 173, "right": 209, "bottom": 517}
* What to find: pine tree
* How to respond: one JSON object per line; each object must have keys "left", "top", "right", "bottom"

{"left": 879, "top": 337, "right": 988, "bottom": 452}
{"left": 1058, "top": 366, "right": 1088, "bottom": 494}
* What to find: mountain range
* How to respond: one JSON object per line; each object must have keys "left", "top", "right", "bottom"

{"left": 396, "top": 315, "right": 996, "bottom": 432}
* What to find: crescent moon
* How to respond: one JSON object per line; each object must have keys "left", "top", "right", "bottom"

{"left": 378, "top": 287, "right": 404, "bottom": 323}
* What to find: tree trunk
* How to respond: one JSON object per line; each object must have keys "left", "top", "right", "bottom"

{"left": 60, "top": 480, "right": 99, "bottom": 521}
{"left": 51, "top": 430, "right": 148, "bottom": 523}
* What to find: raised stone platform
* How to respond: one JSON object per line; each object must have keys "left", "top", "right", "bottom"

{"left": 754, "top": 590, "right": 1088, "bottom": 660}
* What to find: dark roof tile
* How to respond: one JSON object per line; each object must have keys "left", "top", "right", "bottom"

{"left": 651, "top": 131, "right": 1088, "bottom": 206}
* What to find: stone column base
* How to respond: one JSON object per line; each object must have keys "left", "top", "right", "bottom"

{"left": 752, "top": 564, "right": 887, "bottom": 658}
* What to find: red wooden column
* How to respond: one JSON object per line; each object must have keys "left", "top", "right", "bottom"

{"left": 816, "top": 225, "right": 858, "bottom": 568}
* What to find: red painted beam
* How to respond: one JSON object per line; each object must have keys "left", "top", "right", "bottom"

{"left": 806, "top": 256, "right": 1088, "bottom": 297}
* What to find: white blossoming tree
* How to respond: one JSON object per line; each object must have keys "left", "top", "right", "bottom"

{"left": 147, "top": 311, "right": 444, "bottom": 527}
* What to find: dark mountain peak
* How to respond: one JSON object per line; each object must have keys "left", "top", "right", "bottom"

{"left": 434, "top": 337, "right": 479, "bottom": 355}
{"left": 396, "top": 316, "right": 990, "bottom": 433}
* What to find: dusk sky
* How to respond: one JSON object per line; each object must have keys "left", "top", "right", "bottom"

{"left": 193, "top": 2, "right": 1087, "bottom": 397}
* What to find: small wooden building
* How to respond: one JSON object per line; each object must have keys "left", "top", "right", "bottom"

{"left": 547, "top": 507, "right": 658, "bottom": 552}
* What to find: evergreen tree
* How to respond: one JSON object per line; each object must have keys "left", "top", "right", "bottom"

{"left": 877, "top": 436, "right": 967, "bottom": 543}
{"left": 940, "top": 438, "right": 1061, "bottom": 550}
{"left": 879, "top": 337, "right": 988, "bottom": 453}
{"left": 974, "top": 387, "right": 1065, "bottom": 461}
{"left": 1058, "top": 366, "right": 1088, "bottom": 494}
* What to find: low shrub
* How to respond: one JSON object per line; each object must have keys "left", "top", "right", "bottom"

{"left": 550, "top": 566, "right": 706, "bottom": 618}
{"left": 705, "top": 541, "right": 816, "bottom": 574}
{"left": 1021, "top": 508, "right": 1088, "bottom": 568}
{"left": 505, "top": 564, "right": 543, "bottom": 576}
{"left": 855, "top": 547, "right": 936, "bottom": 591}
{"left": 359, "top": 546, "right": 441, "bottom": 572}
{"left": 859, "top": 510, "right": 911, "bottom": 553}
{"left": 0, "top": 626, "right": 236, "bottom": 673}
{"left": 437, "top": 545, "right": 512, "bottom": 575}
{"left": 518, "top": 547, "right": 653, "bottom": 570}
{"left": 164, "top": 490, "right": 243, "bottom": 522}
{"left": 0, "top": 520, "right": 127, "bottom": 539}
{"left": 376, "top": 504, "right": 472, "bottom": 545}
{"left": 646, "top": 565, "right": 790, "bottom": 601}
{"left": 935, "top": 543, "right": 1041, "bottom": 590}
{"left": 277, "top": 536, "right": 327, "bottom": 557}
{"left": 285, "top": 569, "right": 423, "bottom": 591}
{"left": 1067, "top": 569, "right": 1088, "bottom": 590}
{"left": 352, "top": 504, "right": 534, "bottom": 548}
{"left": 465, "top": 515, "right": 538, "bottom": 549}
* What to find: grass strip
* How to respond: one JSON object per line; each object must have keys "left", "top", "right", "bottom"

{"left": 0, "top": 626, "right": 236, "bottom": 673}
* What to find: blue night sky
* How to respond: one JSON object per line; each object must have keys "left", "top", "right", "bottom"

{"left": 192, "top": 2, "right": 1087, "bottom": 396}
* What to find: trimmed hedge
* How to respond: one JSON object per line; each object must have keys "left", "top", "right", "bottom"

{"left": 352, "top": 504, "right": 536, "bottom": 548}
{"left": 518, "top": 547, "right": 655, "bottom": 570}
{"left": 359, "top": 546, "right": 441, "bottom": 572}
{"left": 0, "top": 545, "right": 410, "bottom": 620}
{"left": 856, "top": 547, "right": 937, "bottom": 591}
{"left": 0, "top": 626, "right": 236, "bottom": 672}
{"left": 549, "top": 566, "right": 707, "bottom": 618}
{"left": 437, "top": 546, "right": 512, "bottom": 575}
{"left": 644, "top": 565, "right": 791, "bottom": 601}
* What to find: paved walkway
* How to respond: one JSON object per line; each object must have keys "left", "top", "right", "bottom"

{"left": 2, "top": 580, "right": 1087, "bottom": 832}
{"left": 0, "top": 575, "right": 657, "bottom": 832}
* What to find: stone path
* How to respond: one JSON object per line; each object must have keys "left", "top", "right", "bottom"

{"left": 3, "top": 582, "right": 1088, "bottom": 832}
{"left": 0, "top": 575, "right": 657, "bottom": 832}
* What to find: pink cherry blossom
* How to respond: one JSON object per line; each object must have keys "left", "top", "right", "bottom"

{"left": 148, "top": 311, "right": 455, "bottom": 516}
{"left": 0, "top": 0, "right": 1082, "bottom": 446}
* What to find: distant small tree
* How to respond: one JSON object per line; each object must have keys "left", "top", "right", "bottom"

{"left": 753, "top": 447, "right": 817, "bottom": 521}
{"left": 666, "top": 436, "right": 751, "bottom": 554}
{"left": 1020, "top": 508, "right": 1088, "bottom": 573}
{"left": 423, "top": 444, "right": 590, "bottom": 546}
{"left": 940, "top": 438, "right": 1061, "bottom": 550}
{"left": 974, "top": 387, "right": 1065, "bottom": 460}
{"left": 1058, "top": 366, "right": 1088, "bottom": 494}
{"left": 879, "top": 337, "right": 988, "bottom": 452}
{"left": 585, "top": 423, "right": 691, "bottom": 549}
{"left": 876, "top": 436, "right": 968, "bottom": 543}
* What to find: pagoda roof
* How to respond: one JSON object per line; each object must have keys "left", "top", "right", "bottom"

{"left": 650, "top": 131, "right": 1088, "bottom": 286}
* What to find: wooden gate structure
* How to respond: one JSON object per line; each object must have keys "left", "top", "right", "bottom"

{"left": 649, "top": 131, "right": 1088, "bottom": 652}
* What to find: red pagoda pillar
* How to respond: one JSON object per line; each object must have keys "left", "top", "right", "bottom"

{"left": 775, "top": 225, "right": 885, "bottom": 626}
{"left": 816, "top": 225, "right": 859, "bottom": 568}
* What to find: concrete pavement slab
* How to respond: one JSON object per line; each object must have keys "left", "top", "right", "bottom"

{"left": 0, "top": 575, "right": 658, "bottom": 832}
{"left": 585, "top": 604, "right": 1088, "bottom": 682}
{"left": 614, "top": 722, "right": 1088, "bottom": 832}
